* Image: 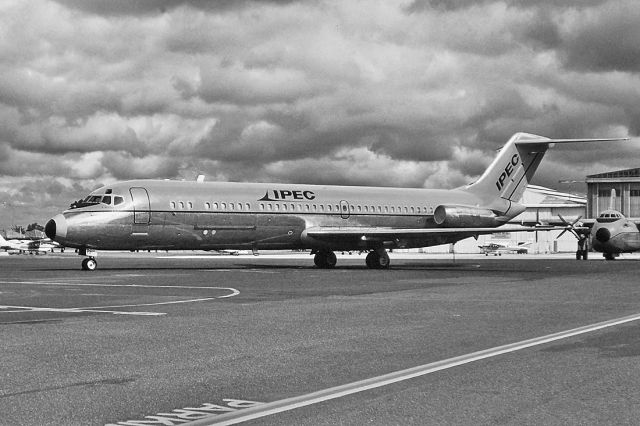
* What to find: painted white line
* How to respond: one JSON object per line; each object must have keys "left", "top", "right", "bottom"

{"left": 183, "top": 312, "right": 640, "bottom": 426}
{"left": 0, "top": 281, "right": 240, "bottom": 315}
{"left": 0, "top": 305, "right": 164, "bottom": 316}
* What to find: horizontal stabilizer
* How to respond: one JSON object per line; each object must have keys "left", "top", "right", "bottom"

{"left": 515, "top": 137, "right": 628, "bottom": 145}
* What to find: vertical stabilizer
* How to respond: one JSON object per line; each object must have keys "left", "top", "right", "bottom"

{"left": 464, "top": 133, "right": 626, "bottom": 215}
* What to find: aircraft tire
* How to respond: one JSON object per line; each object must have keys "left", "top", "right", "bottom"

{"left": 378, "top": 251, "right": 390, "bottom": 269}
{"left": 82, "top": 258, "right": 97, "bottom": 271}
{"left": 314, "top": 251, "right": 336, "bottom": 269}
{"left": 576, "top": 250, "right": 582, "bottom": 260}
{"left": 365, "top": 251, "right": 379, "bottom": 269}
{"left": 582, "top": 250, "right": 588, "bottom": 260}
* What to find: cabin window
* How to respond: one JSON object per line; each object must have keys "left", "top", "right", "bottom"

{"left": 350, "top": 205, "right": 355, "bottom": 212}
{"left": 327, "top": 205, "right": 332, "bottom": 212}
{"left": 101, "top": 196, "right": 111, "bottom": 205}
{"left": 390, "top": 206, "right": 395, "bottom": 213}
{"left": 179, "top": 201, "right": 185, "bottom": 209}
{"left": 319, "top": 205, "right": 324, "bottom": 212}
{"left": 170, "top": 201, "right": 176, "bottom": 209}
{"left": 377, "top": 206, "right": 382, "bottom": 213}
{"left": 212, "top": 202, "right": 218, "bottom": 210}
{"left": 221, "top": 202, "right": 226, "bottom": 210}
{"left": 114, "top": 196, "right": 124, "bottom": 206}
{"left": 410, "top": 207, "right": 415, "bottom": 213}
{"left": 204, "top": 202, "right": 211, "bottom": 210}
{"left": 305, "top": 204, "right": 310, "bottom": 212}
{"left": 259, "top": 203, "right": 264, "bottom": 211}
{"left": 297, "top": 204, "right": 302, "bottom": 212}
{"left": 229, "top": 203, "right": 234, "bottom": 211}
{"left": 187, "top": 202, "right": 193, "bottom": 209}
{"left": 282, "top": 204, "right": 288, "bottom": 211}
{"left": 335, "top": 204, "right": 339, "bottom": 212}
{"left": 274, "top": 204, "right": 280, "bottom": 211}
{"left": 267, "top": 204, "right": 272, "bottom": 211}
{"left": 245, "top": 203, "right": 251, "bottom": 210}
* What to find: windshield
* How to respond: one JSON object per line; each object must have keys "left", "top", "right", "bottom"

{"left": 69, "top": 192, "right": 126, "bottom": 209}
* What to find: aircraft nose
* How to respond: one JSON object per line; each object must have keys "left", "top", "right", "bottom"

{"left": 595, "top": 227, "right": 611, "bottom": 243}
{"left": 45, "top": 214, "right": 67, "bottom": 240}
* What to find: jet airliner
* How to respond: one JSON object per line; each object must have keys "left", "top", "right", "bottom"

{"left": 45, "top": 133, "right": 626, "bottom": 270}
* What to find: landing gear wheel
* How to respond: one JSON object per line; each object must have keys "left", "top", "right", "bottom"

{"left": 604, "top": 252, "right": 615, "bottom": 260}
{"left": 365, "top": 250, "right": 390, "bottom": 269}
{"left": 314, "top": 251, "right": 337, "bottom": 269}
{"left": 365, "top": 251, "right": 379, "bottom": 268}
{"left": 82, "top": 257, "right": 97, "bottom": 271}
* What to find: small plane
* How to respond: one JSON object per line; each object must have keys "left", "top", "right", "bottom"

{"left": 44, "top": 132, "right": 626, "bottom": 270}
{"left": 478, "top": 241, "right": 531, "bottom": 256}
{"left": 560, "top": 189, "right": 640, "bottom": 260}
{"left": 0, "top": 234, "right": 61, "bottom": 255}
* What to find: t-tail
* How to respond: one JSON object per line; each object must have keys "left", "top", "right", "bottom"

{"left": 463, "top": 132, "right": 627, "bottom": 219}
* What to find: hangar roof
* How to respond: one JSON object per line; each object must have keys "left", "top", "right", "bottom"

{"left": 587, "top": 168, "right": 640, "bottom": 179}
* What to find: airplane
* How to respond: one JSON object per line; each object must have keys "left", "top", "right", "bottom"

{"left": 478, "top": 241, "right": 531, "bottom": 256}
{"left": 0, "top": 234, "right": 62, "bottom": 255}
{"left": 560, "top": 189, "right": 640, "bottom": 260}
{"left": 44, "top": 132, "right": 626, "bottom": 270}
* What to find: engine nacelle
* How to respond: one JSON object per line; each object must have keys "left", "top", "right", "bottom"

{"left": 433, "top": 205, "right": 500, "bottom": 227}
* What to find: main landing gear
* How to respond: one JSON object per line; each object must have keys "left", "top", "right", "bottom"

{"left": 312, "top": 248, "right": 391, "bottom": 269}
{"left": 313, "top": 250, "right": 337, "bottom": 269}
{"left": 365, "top": 249, "right": 390, "bottom": 269}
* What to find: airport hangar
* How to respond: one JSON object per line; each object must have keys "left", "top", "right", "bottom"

{"left": 418, "top": 167, "right": 640, "bottom": 254}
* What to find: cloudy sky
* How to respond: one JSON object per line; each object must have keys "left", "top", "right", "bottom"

{"left": 1, "top": 0, "right": 639, "bottom": 229}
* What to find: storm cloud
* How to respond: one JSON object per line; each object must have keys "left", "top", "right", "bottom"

{"left": 0, "top": 0, "right": 638, "bottom": 227}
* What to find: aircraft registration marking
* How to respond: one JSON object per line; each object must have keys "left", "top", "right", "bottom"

{"left": 183, "top": 312, "right": 640, "bottom": 425}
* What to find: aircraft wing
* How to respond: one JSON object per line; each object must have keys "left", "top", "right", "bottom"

{"left": 304, "top": 225, "right": 559, "bottom": 243}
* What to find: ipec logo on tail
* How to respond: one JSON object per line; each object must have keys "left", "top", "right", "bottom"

{"left": 259, "top": 189, "right": 316, "bottom": 202}
{"left": 495, "top": 153, "right": 520, "bottom": 191}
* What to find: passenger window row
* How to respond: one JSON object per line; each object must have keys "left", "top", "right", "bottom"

{"left": 168, "top": 201, "right": 432, "bottom": 214}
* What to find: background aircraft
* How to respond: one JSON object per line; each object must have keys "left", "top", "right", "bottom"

{"left": 561, "top": 189, "right": 640, "bottom": 260}
{"left": 44, "top": 133, "right": 626, "bottom": 270}
{"left": 0, "top": 234, "right": 62, "bottom": 255}
{"left": 478, "top": 241, "right": 531, "bottom": 256}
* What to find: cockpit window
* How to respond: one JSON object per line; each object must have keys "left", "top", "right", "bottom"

{"left": 70, "top": 194, "right": 126, "bottom": 209}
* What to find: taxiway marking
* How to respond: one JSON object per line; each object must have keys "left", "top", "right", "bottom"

{"left": 0, "top": 281, "right": 240, "bottom": 315}
{"left": 183, "top": 311, "right": 640, "bottom": 425}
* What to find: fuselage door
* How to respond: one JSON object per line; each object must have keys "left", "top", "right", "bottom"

{"left": 339, "top": 200, "right": 350, "bottom": 219}
{"left": 130, "top": 187, "right": 151, "bottom": 224}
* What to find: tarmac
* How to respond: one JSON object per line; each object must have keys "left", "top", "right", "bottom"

{"left": 2, "top": 251, "right": 640, "bottom": 425}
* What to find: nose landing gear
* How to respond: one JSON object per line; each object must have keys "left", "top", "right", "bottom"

{"left": 78, "top": 248, "right": 98, "bottom": 271}
{"left": 81, "top": 257, "right": 98, "bottom": 271}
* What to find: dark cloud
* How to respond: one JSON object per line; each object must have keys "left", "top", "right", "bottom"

{"left": 53, "top": 0, "right": 296, "bottom": 16}
{"left": 0, "top": 0, "right": 637, "bottom": 228}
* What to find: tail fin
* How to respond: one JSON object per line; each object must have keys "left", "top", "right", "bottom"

{"left": 464, "top": 132, "right": 626, "bottom": 214}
